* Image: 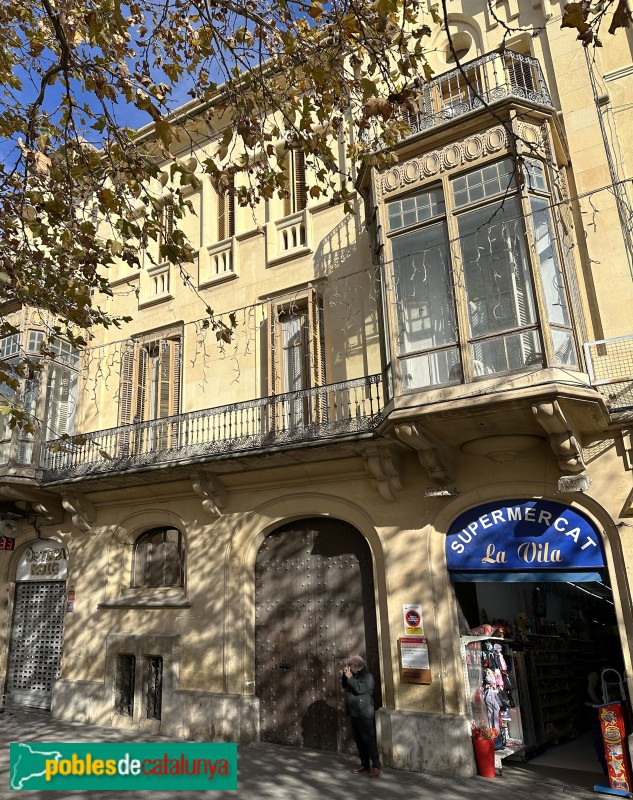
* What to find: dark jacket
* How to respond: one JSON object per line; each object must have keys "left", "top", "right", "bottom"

{"left": 342, "top": 667, "right": 375, "bottom": 719}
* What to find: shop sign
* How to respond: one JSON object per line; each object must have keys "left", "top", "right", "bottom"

{"left": 446, "top": 499, "right": 604, "bottom": 572}
{"left": 16, "top": 539, "right": 68, "bottom": 581}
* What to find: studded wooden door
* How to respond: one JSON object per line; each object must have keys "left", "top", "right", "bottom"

{"left": 255, "top": 519, "right": 381, "bottom": 753}
{"left": 6, "top": 581, "right": 66, "bottom": 709}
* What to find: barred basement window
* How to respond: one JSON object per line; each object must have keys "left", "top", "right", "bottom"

{"left": 116, "top": 654, "right": 135, "bottom": 716}
{"left": 145, "top": 656, "right": 163, "bottom": 720}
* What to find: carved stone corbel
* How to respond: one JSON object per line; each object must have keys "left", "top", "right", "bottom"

{"left": 532, "top": 400, "right": 586, "bottom": 474}
{"left": 62, "top": 493, "right": 96, "bottom": 532}
{"left": 192, "top": 472, "right": 226, "bottom": 518}
{"left": 363, "top": 446, "right": 402, "bottom": 502}
{"left": 394, "top": 423, "right": 453, "bottom": 485}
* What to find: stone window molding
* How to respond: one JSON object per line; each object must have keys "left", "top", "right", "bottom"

{"left": 101, "top": 511, "right": 190, "bottom": 609}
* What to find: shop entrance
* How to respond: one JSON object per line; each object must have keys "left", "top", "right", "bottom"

{"left": 254, "top": 518, "right": 380, "bottom": 753}
{"left": 455, "top": 578, "right": 622, "bottom": 781}
{"left": 447, "top": 498, "right": 628, "bottom": 790}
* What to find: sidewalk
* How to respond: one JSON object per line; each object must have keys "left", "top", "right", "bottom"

{"left": 0, "top": 707, "right": 601, "bottom": 799}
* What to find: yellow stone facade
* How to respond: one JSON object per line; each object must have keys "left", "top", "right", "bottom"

{"left": 2, "top": 0, "right": 633, "bottom": 777}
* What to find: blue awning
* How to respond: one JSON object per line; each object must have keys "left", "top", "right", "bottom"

{"left": 449, "top": 570, "right": 604, "bottom": 583}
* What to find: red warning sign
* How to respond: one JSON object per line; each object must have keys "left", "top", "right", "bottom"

{"left": 402, "top": 604, "right": 424, "bottom": 636}
{"left": 406, "top": 610, "right": 421, "bottom": 627}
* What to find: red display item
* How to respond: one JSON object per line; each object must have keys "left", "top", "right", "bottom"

{"left": 472, "top": 737, "right": 495, "bottom": 778}
{"left": 597, "top": 702, "right": 632, "bottom": 795}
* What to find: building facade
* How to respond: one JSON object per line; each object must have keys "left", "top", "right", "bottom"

{"left": 2, "top": 0, "right": 633, "bottom": 778}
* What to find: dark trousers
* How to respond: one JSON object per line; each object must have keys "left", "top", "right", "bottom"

{"left": 351, "top": 716, "right": 381, "bottom": 769}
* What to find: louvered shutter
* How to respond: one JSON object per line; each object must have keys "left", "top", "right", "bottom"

{"left": 218, "top": 189, "right": 226, "bottom": 241}
{"left": 266, "top": 301, "right": 278, "bottom": 432}
{"left": 308, "top": 287, "right": 327, "bottom": 423}
{"left": 135, "top": 346, "right": 149, "bottom": 422}
{"left": 227, "top": 175, "right": 235, "bottom": 237}
{"left": 45, "top": 364, "right": 77, "bottom": 439}
{"left": 217, "top": 176, "right": 235, "bottom": 241}
{"left": 282, "top": 154, "right": 292, "bottom": 217}
{"left": 294, "top": 151, "right": 307, "bottom": 212}
{"left": 156, "top": 338, "right": 181, "bottom": 448}
{"left": 118, "top": 342, "right": 136, "bottom": 456}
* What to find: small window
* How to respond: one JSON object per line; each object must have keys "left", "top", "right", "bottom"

{"left": 132, "top": 527, "right": 184, "bottom": 588}
{"left": 525, "top": 159, "right": 547, "bottom": 193}
{"left": 145, "top": 656, "right": 163, "bottom": 720}
{"left": 453, "top": 158, "right": 516, "bottom": 208}
{"left": 0, "top": 334, "right": 20, "bottom": 359}
{"left": 388, "top": 187, "right": 445, "bottom": 231}
{"left": 116, "top": 654, "right": 135, "bottom": 716}
{"left": 27, "top": 330, "right": 44, "bottom": 354}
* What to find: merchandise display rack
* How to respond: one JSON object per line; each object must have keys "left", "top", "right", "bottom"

{"left": 461, "top": 635, "right": 525, "bottom": 764}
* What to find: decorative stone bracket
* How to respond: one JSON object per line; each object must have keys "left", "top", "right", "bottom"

{"left": 363, "top": 445, "right": 403, "bottom": 502}
{"left": 62, "top": 493, "right": 96, "bottom": 532}
{"left": 192, "top": 471, "right": 226, "bottom": 518}
{"left": 0, "top": 485, "right": 64, "bottom": 523}
{"left": 394, "top": 423, "right": 454, "bottom": 486}
{"left": 532, "top": 400, "right": 586, "bottom": 474}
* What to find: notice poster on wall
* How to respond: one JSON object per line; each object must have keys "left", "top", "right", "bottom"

{"left": 399, "top": 637, "right": 431, "bottom": 684}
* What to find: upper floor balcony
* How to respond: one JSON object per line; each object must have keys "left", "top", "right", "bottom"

{"left": 361, "top": 50, "right": 553, "bottom": 149}
{"left": 41, "top": 375, "right": 385, "bottom": 481}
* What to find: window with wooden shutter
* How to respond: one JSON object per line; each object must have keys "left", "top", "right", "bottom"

{"left": 132, "top": 526, "right": 184, "bottom": 588}
{"left": 117, "top": 332, "right": 182, "bottom": 455}
{"left": 217, "top": 175, "right": 235, "bottom": 242}
{"left": 282, "top": 150, "right": 307, "bottom": 217}
{"left": 267, "top": 289, "right": 326, "bottom": 430}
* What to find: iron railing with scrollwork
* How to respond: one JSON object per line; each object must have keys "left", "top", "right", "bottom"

{"left": 42, "top": 374, "right": 384, "bottom": 479}
{"left": 362, "top": 50, "right": 552, "bottom": 144}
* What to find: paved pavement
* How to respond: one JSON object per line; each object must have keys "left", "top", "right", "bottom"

{"left": 0, "top": 707, "right": 606, "bottom": 799}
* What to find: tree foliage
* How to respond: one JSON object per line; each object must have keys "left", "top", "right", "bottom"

{"left": 0, "top": 0, "right": 630, "bottom": 425}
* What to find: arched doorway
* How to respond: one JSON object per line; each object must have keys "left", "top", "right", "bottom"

{"left": 6, "top": 539, "right": 67, "bottom": 709}
{"left": 255, "top": 518, "right": 380, "bottom": 753}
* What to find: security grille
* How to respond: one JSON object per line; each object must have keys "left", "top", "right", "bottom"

{"left": 6, "top": 581, "right": 66, "bottom": 708}
{"left": 145, "top": 656, "right": 163, "bottom": 720}
{"left": 116, "top": 654, "right": 135, "bottom": 717}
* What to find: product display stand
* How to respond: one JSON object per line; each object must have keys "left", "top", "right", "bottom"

{"left": 461, "top": 635, "right": 525, "bottom": 772}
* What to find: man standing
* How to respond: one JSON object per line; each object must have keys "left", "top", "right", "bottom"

{"left": 342, "top": 654, "right": 382, "bottom": 778}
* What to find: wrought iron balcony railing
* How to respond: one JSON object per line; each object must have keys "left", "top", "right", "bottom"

{"left": 584, "top": 335, "right": 633, "bottom": 412}
{"left": 42, "top": 374, "right": 384, "bottom": 479}
{"left": 362, "top": 50, "right": 552, "bottom": 144}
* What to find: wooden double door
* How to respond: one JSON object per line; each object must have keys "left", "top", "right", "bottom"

{"left": 255, "top": 518, "right": 381, "bottom": 753}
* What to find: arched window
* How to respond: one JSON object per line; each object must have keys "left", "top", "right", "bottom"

{"left": 132, "top": 527, "right": 184, "bottom": 588}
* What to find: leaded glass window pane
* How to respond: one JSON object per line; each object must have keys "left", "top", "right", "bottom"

{"left": 458, "top": 198, "right": 536, "bottom": 339}
{"left": 525, "top": 159, "right": 547, "bottom": 192}
{"left": 552, "top": 328, "right": 577, "bottom": 367}
{"left": 0, "top": 334, "right": 20, "bottom": 359}
{"left": 391, "top": 221, "right": 458, "bottom": 355}
{"left": 471, "top": 330, "right": 542, "bottom": 375}
{"left": 453, "top": 158, "right": 515, "bottom": 208}
{"left": 530, "top": 197, "right": 570, "bottom": 327}
{"left": 388, "top": 188, "right": 445, "bottom": 231}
